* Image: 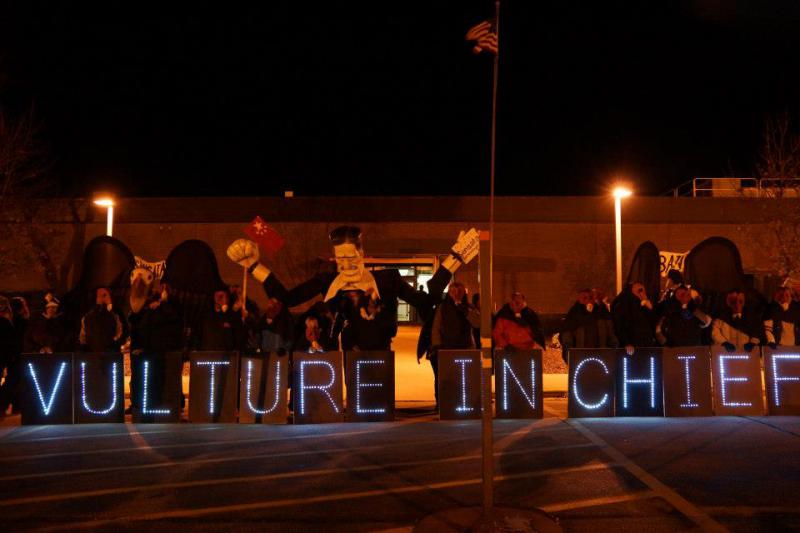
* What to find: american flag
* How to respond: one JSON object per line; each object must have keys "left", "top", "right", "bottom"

{"left": 244, "top": 216, "right": 285, "bottom": 257}
{"left": 466, "top": 19, "right": 498, "bottom": 55}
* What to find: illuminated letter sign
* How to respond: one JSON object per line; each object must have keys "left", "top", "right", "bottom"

{"left": 75, "top": 353, "right": 125, "bottom": 423}
{"left": 188, "top": 352, "right": 238, "bottom": 423}
{"left": 293, "top": 351, "right": 344, "bottom": 424}
{"left": 132, "top": 352, "right": 183, "bottom": 423}
{"left": 711, "top": 346, "right": 763, "bottom": 415}
{"left": 22, "top": 353, "right": 73, "bottom": 425}
{"left": 615, "top": 351, "right": 663, "bottom": 416}
{"left": 346, "top": 351, "right": 395, "bottom": 422}
{"left": 495, "top": 350, "right": 543, "bottom": 419}
{"left": 764, "top": 347, "right": 800, "bottom": 415}
{"left": 239, "top": 354, "right": 289, "bottom": 424}
{"left": 662, "top": 348, "right": 713, "bottom": 416}
{"left": 567, "top": 349, "right": 617, "bottom": 418}
{"left": 438, "top": 350, "right": 481, "bottom": 420}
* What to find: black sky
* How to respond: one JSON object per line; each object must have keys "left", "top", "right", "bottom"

{"left": 1, "top": 1, "right": 800, "bottom": 197}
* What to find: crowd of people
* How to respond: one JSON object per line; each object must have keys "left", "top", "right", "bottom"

{"left": 1, "top": 264, "right": 798, "bottom": 416}
{"left": 558, "top": 269, "right": 793, "bottom": 360}
{"left": 0, "top": 283, "right": 261, "bottom": 417}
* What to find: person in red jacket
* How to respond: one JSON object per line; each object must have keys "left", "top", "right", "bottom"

{"left": 492, "top": 292, "right": 545, "bottom": 351}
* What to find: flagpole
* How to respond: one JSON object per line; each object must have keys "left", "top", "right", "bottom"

{"left": 481, "top": 0, "right": 500, "bottom": 519}
{"left": 488, "top": 0, "right": 499, "bottom": 314}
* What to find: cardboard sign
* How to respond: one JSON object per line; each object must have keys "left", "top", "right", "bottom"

{"left": 188, "top": 352, "right": 239, "bottom": 423}
{"left": 74, "top": 353, "right": 125, "bottom": 423}
{"left": 764, "top": 347, "right": 800, "bottom": 416}
{"left": 615, "top": 349, "right": 664, "bottom": 417}
{"left": 711, "top": 346, "right": 764, "bottom": 416}
{"left": 345, "top": 351, "right": 395, "bottom": 422}
{"left": 494, "top": 350, "right": 543, "bottom": 419}
{"left": 134, "top": 256, "right": 166, "bottom": 280}
{"left": 21, "top": 353, "right": 74, "bottom": 425}
{"left": 293, "top": 351, "right": 344, "bottom": 424}
{"left": 239, "top": 353, "right": 289, "bottom": 424}
{"left": 659, "top": 251, "right": 688, "bottom": 277}
{"left": 568, "top": 349, "right": 618, "bottom": 418}
{"left": 438, "top": 350, "right": 482, "bottom": 420}
{"left": 131, "top": 352, "right": 183, "bottom": 423}
{"left": 662, "top": 347, "right": 713, "bottom": 417}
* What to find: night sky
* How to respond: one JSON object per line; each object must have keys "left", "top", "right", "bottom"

{"left": 2, "top": 1, "right": 800, "bottom": 197}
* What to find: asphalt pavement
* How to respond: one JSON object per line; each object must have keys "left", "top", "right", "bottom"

{"left": 1, "top": 399, "right": 798, "bottom": 531}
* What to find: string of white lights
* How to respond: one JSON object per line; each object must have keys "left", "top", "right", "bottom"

{"left": 197, "top": 361, "right": 230, "bottom": 415}
{"left": 27, "top": 362, "right": 67, "bottom": 416}
{"left": 718, "top": 354, "right": 752, "bottom": 407}
{"left": 141, "top": 360, "right": 171, "bottom": 415}
{"left": 245, "top": 359, "right": 281, "bottom": 415}
{"left": 771, "top": 354, "right": 800, "bottom": 407}
{"left": 622, "top": 356, "right": 656, "bottom": 409}
{"left": 454, "top": 358, "right": 474, "bottom": 412}
{"left": 501, "top": 358, "right": 536, "bottom": 411}
{"left": 298, "top": 360, "right": 340, "bottom": 415}
{"left": 572, "top": 357, "right": 609, "bottom": 410}
{"left": 677, "top": 355, "right": 699, "bottom": 408}
{"left": 80, "top": 361, "right": 118, "bottom": 415}
{"left": 355, "top": 360, "right": 385, "bottom": 414}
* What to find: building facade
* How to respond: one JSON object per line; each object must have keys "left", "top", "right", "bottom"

{"left": 0, "top": 196, "right": 788, "bottom": 321}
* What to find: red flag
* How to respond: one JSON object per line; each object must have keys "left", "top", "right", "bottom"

{"left": 244, "top": 216, "right": 285, "bottom": 257}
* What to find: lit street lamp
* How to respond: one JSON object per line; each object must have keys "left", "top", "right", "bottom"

{"left": 613, "top": 186, "right": 632, "bottom": 295}
{"left": 93, "top": 193, "right": 116, "bottom": 237}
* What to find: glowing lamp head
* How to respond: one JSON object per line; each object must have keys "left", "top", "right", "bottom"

{"left": 93, "top": 196, "right": 115, "bottom": 207}
{"left": 613, "top": 187, "right": 632, "bottom": 199}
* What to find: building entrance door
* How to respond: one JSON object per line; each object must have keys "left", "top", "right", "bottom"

{"left": 365, "top": 258, "right": 437, "bottom": 324}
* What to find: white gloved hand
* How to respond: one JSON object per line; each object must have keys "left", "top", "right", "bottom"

{"left": 227, "top": 239, "right": 259, "bottom": 269}
{"left": 451, "top": 228, "right": 480, "bottom": 265}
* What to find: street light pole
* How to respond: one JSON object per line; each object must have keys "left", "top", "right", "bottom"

{"left": 93, "top": 194, "right": 116, "bottom": 237}
{"left": 105, "top": 205, "right": 114, "bottom": 237}
{"left": 613, "top": 187, "right": 632, "bottom": 295}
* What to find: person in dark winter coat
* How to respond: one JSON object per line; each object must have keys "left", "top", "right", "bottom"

{"left": 79, "top": 287, "right": 124, "bottom": 352}
{"left": 25, "top": 293, "right": 69, "bottom": 353}
{"left": 294, "top": 301, "right": 338, "bottom": 353}
{"left": 560, "top": 289, "right": 618, "bottom": 362}
{"left": 493, "top": 292, "right": 545, "bottom": 351}
{"left": 611, "top": 282, "right": 658, "bottom": 355}
{"left": 333, "top": 288, "right": 397, "bottom": 351}
{"left": 257, "top": 296, "right": 294, "bottom": 355}
{"left": 431, "top": 283, "right": 481, "bottom": 352}
{"left": 200, "top": 289, "right": 244, "bottom": 352}
{"left": 656, "top": 285, "right": 711, "bottom": 347}
{"left": 428, "top": 282, "right": 480, "bottom": 407}
{"left": 657, "top": 269, "right": 685, "bottom": 314}
{"left": 764, "top": 287, "right": 800, "bottom": 348}
{"left": 471, "top": 293, "right": 482, "bottom": 348}
{"left": 712, "top": 289, "right": 762, "bottom": 352}
{"left": 129, "top": 285, "right": 183, "bottom": 354}
{"left": 128, "top": 283, "right": 184, "bottom": 412}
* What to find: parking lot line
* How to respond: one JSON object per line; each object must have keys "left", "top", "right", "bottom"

{"left": 0, "top": 425, "right": 581, "bottom": 482}
{"left": 540, "top": 490, "right": 657, "bottom": 513}
{"left": 0, "top": 443, "right": 602, "bottom": 507}
{"left": 701, "top": 505, "right": 800, "bottom": 517}
{"left": 0, "top": 428, "right": 386, "bottom": 462}
{"left": 0, "top": 425, "right": 224, "bottom": 444}
{"left": 559, "top": 414, "right": 727, "bottom": 532}
{"left": 35, "top": 462, "right": 615, "bottom": 531}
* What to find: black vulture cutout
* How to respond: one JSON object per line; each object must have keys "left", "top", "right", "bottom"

{"left": 626, "top": 241, "right": 660, "bottom": 301}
